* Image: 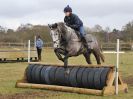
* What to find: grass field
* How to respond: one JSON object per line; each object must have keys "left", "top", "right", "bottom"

{"left": 0, "top": 48, "right": 133, "bottom": 99}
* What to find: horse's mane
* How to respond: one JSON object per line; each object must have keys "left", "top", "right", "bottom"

{"left": 57, "top": 22, "right": 67, "bottom": 34}
{"left": 57, "top": 22, "right": 76, "bottom": 34}
{"left": 57, "top": 22, "right": 80, "bottom": 39}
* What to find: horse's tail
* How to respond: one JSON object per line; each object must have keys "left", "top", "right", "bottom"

{"left": 99, "top": 50, "right": 105, "bottom": 62}
{"left": 94, "top": 38, "right": 105, "bottom": 62}
{"left": 99, "top": 44, "right": 105, "bottom": 62}
{"left": 95, "top": 48, "right": 105, "bottom": 62}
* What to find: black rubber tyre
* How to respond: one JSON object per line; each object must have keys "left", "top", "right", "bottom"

{"left": 49, "top": 66, "right": 58, "bottom": 85}
{"left": 76, "top": 67, "right": 86, "bottom": 87}
{"left": 40, "top": 66, "right": 48, "bottom": 84}
{"left": 31, "top": 65, "right": 38, "bottom": 83}
{"left": 44, "top": 66, "right": 53, "bottom": 84}
{"left": 87, "top": 68, "right": 97, "bottom": 89}
{"left": 64, "top": 67, "right": 73, "bottom": 86}
{"left": 34, "top": 65, "right": 43, "bottom": 84}
{"left": 82, "top": 68, "right": 91, "bottom": 88}
{"left": 55, "top": 67, "right": 66, "bottom": 86}
{"left": 100, "top": 67, "right": 110, "bottom": 89}
{"left": 94, "top": 68, "right": 104, "bottom": 89}
{"left": 26, "top": 64, "right": 35, "bottom": 83}
{"left": 69, "top": 67, "right": 80, "bottom": 87}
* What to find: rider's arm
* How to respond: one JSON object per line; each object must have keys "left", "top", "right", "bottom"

{"left": 69, "top": 14, "right": 83, "bottom": 29}
{"left": 64, "top": 16, "right": 68, "bottom": 25}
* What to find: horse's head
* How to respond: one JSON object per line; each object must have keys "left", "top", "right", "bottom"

{"left": 48, "top": 22, "right": 66, "bottom": 48}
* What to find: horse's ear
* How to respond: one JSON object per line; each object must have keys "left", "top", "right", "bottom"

{"left": 48, "top": 24, "right": 52, "bottom": 29}
{"left": 54, "top": 23, "right": 58, "bottom": 28}
{"left": 48, "top": 23, "right": 58, "bottom": 29}
{"left": 51, "top": 23, "right": 58, "bottom": 29}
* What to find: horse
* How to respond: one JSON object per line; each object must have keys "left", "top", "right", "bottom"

{"left": 48, "top": 22, "right": 104, "bottom": 69}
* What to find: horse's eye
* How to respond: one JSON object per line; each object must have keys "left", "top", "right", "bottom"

{"left": 54, "top": 33, "right": 57, "bottom": 36}
{"left": 56, "top": 32, "right": 59, "bottom": 35}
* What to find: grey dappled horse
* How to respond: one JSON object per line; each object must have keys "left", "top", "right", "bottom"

{"left": 48, "top": 22, "right": 104, "bottom": 68}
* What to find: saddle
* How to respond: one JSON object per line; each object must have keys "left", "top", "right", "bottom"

{"left": 74, "top": 31, "right": 94, "bottom": 49}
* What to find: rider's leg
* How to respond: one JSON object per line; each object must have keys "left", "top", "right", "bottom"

{"left": 79, "top": 26, "right": 86, "bottom": 38}
{"left": 79, "top": 26, "right": 91, "bottom": 52}
{"left": 79, "top": 26, "right": 86, "bottom": 43}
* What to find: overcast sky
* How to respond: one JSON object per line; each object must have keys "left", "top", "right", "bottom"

{"left": 0, "top": 0, "right": 133, "bottom": 30}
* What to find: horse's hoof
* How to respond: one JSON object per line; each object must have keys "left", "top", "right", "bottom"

{"left": 65, "top": 69, "right": 70, "bottom": 75}
{"left": 61, "top": 59, "right": 64, "bottom": 62}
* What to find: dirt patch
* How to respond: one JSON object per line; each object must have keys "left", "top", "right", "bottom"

{"left": 0, "top": 91, "right": 60, "bottom": 99}
{"left": 123, "top": 75, "right": 133, "bottom": 86}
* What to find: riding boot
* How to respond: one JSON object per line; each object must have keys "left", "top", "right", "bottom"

{"left": 81, "top": 36, "right": 91, "bottom": 53}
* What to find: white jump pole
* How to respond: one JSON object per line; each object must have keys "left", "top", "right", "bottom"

{"left": 28, "top": 40, "right": 31, "bottom": 63}
{"left": 115, "top": 39, "right": 119, "bottom": 95}
{"left": 34, "top": 36, "right": 36, "bottom": 49}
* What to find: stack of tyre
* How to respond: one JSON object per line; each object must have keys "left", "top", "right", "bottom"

{"left": 26, "top": 64, "right": 110, "bottom": 90}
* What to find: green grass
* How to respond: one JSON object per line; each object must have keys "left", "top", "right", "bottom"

{"left": 0, "top": 48, "right": 133, "bottom": 99}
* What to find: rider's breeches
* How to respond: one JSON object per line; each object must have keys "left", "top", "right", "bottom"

{"left": 79, "top": 26, "right": 86, "bottom": 37}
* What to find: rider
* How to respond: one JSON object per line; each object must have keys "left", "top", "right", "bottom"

{"left": 63, "top": 5, "right": 90, "bottom": 50}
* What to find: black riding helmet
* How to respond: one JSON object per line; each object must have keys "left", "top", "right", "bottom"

{"left": 64, "top": 5, "right": 72, "bottom": 13}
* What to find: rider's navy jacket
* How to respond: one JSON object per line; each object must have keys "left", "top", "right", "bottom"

{"left": 64, "top": 13, "right": 83, "bottom": 31}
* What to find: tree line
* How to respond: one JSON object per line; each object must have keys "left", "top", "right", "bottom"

{"left": 0, "top": 21, "right": 133, "bottom": 43}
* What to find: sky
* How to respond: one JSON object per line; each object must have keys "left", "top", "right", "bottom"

{"left": 0, "top": 0, "right": 133, "bottom": 30}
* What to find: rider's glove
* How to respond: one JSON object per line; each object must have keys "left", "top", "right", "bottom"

{"left": 65, "top": 23, "right": 70, "bottom": 27}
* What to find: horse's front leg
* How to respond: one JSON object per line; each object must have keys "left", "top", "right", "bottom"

{"left": 54, "top": 48, "right": 69, "bottom": 73}
{"left": 64, "top": 54, "right": 68, "bottom": 68}
{"left": 54, "top": 48, "right": 65, "bottom": 62}
{"left": 64, "top": 53, "right": 71, "bottom": 74}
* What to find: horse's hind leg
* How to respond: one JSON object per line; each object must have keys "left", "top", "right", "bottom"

{"left": 92, "top": 49, "right": 101, "bottom": 64}
{"left": 83, "top": 52, "right": 92, "bottom": 64}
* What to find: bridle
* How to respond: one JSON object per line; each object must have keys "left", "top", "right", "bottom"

{"left": 51, "top": 27, "right": 62, "bottom": 48}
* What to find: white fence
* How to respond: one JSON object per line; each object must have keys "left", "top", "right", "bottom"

{"left": 0, "top": 42, "right": 132, "bottom": 51}
{"left": 0, "top": 41, "right": 37, "bottom": 62}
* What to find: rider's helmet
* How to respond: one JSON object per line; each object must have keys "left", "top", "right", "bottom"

{"left": 64, "top": 5, "right": 72, "bottom": 13}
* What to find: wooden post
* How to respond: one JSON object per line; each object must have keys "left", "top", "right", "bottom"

{"left": 16, "top": 82, "right": 102, "bottom": 95}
